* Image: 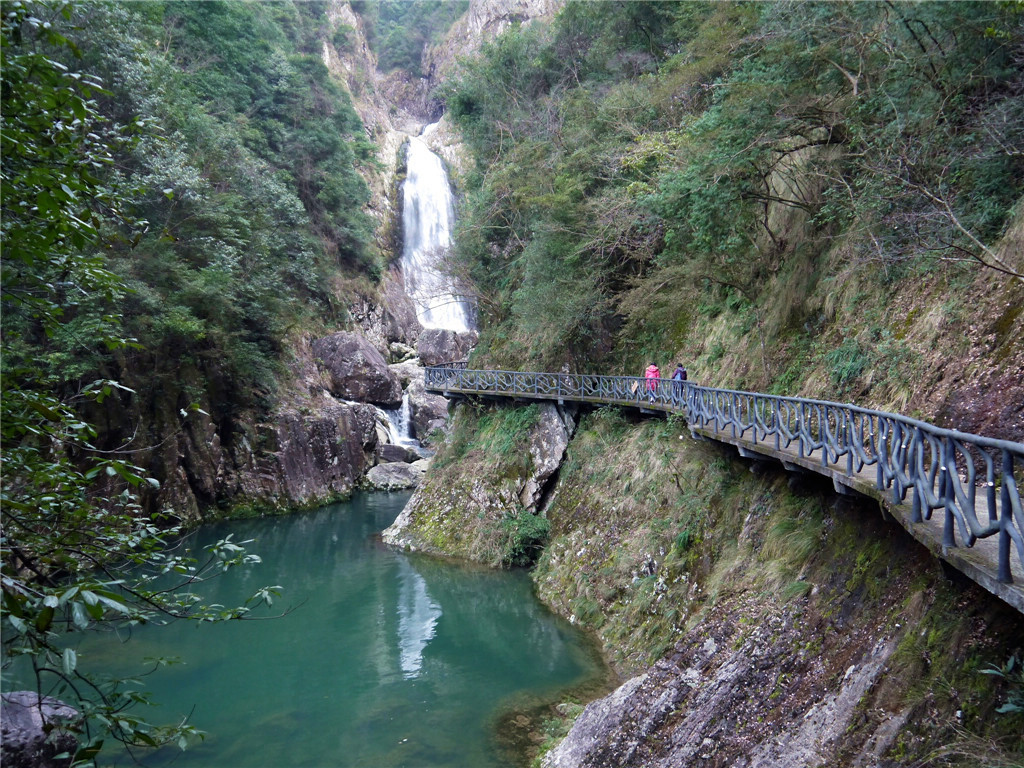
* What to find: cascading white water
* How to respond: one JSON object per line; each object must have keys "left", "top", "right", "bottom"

{"left": 400, "top": 125, "right": 473, "bottom": 333}
{"left": 382, "top": 393, "right": 417, "bottom": 447}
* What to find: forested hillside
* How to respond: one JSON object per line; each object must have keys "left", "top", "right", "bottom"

{"left": 3, "top": 0, "right": 385, "bottom": 519}
{"left": 3, "top": 1, "right": 386, "bottom": 754}
{"left": 443, "top": 0, "right": 1023, "bottom": 438}
{"left": 4, "top": 0, "right": 1024, "bottom": 765}
{"left": 386, "top": 3, "right": 1024, "bottom": 766}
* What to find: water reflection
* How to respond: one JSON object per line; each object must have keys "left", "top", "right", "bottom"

{"left": 396, "top": 558, "right": 441, "bottom": 679}
{"left": 10, "top": 493, "right": 605, "bottom": 767}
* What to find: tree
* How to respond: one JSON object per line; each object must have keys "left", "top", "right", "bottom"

{"left": 1, "top": 2, "right": 278, "bottom": 759}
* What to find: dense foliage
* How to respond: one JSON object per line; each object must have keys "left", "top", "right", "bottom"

{"left": 444, "top": 1, "right": 1024, "bottom": 387}
{"left": 1, "top": 0, "right": 372, "bottom": 758}
{"left": 352, "top": 0, "right": 468, "bottom": 76}
{"left": 90, "top": 1, "right": 375, "bottom": 412}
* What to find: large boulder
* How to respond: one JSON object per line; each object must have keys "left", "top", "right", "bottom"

{"left": 415, "top": 328, "right": 478, "bottom": 367}
{"left": 312, "top": 332, "right": 402, "bottom": 407}
{"left": 407, "top": 373, "right": 449, "bottom": 446}
{"left": 378, "top": 443, "right": 421, "bottom": 463}
{"left": 259, "top": 402, "right": 379, "bottom": 507}
{"left": 364, "top": 459, "right": 430, "bottom": 491}
{"left": 388, "top": 359, "right": 424, "bottom": 388}
{"left": 1, "top": 692, "right": 79, "bottom": 768}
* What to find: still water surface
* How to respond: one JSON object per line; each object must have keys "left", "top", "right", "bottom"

{"left": 76, "top": 492, "right": 603, "bottom": 767}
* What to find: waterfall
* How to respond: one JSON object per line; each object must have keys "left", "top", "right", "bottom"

{"left": 382, "top": 393, "right": 417, "bottom": 447}
{"left": 400, "top": 125, "right": 473, "bottom": 333}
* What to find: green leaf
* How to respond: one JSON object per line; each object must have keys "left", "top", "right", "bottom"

{"left": 35, "top": 606, "right": 54, "bottom": 632}
{"left": 36, "top": 190, "right": 57, "bottom": 214}
{"left": 74, "top": 741, "right": 103, "bottom": 762}
{"left": 62, "top": 647, "right": 77, "bottom": 675}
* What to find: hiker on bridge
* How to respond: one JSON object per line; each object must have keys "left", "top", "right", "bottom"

{"left": 671, "top": 363, "right": 687, "bottom": 399}
{"left": 644, "top": 362, "right": 660, "bottom": 403}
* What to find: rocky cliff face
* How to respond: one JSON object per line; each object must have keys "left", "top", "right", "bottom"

{"left": 131, "top": 333, "right": 382, "bottom": 520}
{"left": 382, "top": 400, "right": 575, "bottom": 562}
{"left": 319, "top": 0, "right": 563, "bottom": 219}
{"left": 423, "top": 0, "right": 562, "bottom": 89}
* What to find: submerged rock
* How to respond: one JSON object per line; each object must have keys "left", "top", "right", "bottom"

{"left": 1, "top": 692, "right": 79, "bottom": 768}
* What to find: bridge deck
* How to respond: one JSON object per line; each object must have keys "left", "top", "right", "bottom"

{"left": 430, "top": 378, "right": 1024, "bottom": 614}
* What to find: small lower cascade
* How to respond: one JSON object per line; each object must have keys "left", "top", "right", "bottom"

{"left": 382, "top": 393, "right": 418, "bottom": 448}
{"left": 400, "top": 123, "right": 474, "bottom": 333}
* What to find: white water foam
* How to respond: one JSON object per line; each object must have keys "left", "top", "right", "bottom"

{"left": 400, "top": 126, "right": 473, "bottom": 333}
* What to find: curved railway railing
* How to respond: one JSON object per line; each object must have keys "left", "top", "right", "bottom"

{"left": 425, "top": 363, "right": 1024, "bottom": 589}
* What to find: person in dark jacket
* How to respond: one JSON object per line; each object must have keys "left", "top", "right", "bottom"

{"left": 671, "top": 363, "right": 687, "bottom": 399}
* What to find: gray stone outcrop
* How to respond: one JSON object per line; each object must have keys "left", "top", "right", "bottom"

{"left": 382, "top": 402, "right": 575, "bottom": 553}
{"left": 1, "top": 692, "right": 79, "bottom": 768}
{"left": 150, "top": 384, "right": 381, "bottom": 519}
{"left": 365, "top": 459, "right": 430, "bottom": 491}
{"left": 406, "top": 373, "right": 449, "bottom": 446}
{"left": 378, "top": 443, "right": 421, "bottom": 464}
{"left": 542, "top": 610, "right": 906, "bottom": 768}
{"left": 313, "top": 331, "right": 402, "bottom": 407}
{"left": 265, "top": 402, "right": 379, "bottom": 506}
{"left": 423, "top": 0, "right": 561, "bottom": 91}
{"left": 415, "top": 328, "right": 478, "bottom": 367}
{"left": 520, "top": 402, "right": 575, "bottom": 509}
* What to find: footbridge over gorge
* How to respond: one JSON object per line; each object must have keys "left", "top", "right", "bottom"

{"left": 425, "top": 363, "right": 1024, "bottom": 614}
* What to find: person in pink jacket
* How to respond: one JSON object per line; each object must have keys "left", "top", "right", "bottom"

{"left": 644, "top": 363, "right": 660, "bottom": 403}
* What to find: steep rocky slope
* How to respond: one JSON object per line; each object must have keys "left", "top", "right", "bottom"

{"left": 388, "top": 400, "right": 1024, "bottom": 767}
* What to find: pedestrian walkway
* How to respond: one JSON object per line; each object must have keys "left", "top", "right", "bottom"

{"left": 425, "top": 363, "right": 1024, "bottom": 614}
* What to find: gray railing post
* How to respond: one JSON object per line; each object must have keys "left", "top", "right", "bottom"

{"left": 999, "top": 450, "right": 1013, "bottom": 584}
{"left": 943, "top": 437, "right": 956, "bottom": 548}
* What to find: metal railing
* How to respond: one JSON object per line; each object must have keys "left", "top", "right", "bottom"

{"left": 425, "top": 362, "right": 1024, "bottom": 585}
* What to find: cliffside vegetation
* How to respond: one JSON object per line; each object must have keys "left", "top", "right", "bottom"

{"left": 352, "top": 0, "right": 469, "bottom": 76}
{"left": 534, "top": 409, "right": 1024, "bottom": 763}
{"left": 443, "top": 0, "right": 1023, "bottom": 437}
{"left": 2, "top": 0, "right": 375, "bottom": 755}
{"left": 390, "top": 2, "right": 1024, "bottom": 764}
{"left": 405, "top": 398, "right": 1024, "bottom": 765}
